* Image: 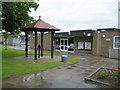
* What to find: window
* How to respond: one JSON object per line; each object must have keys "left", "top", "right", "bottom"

{"left": 78, "top": 42, "right": 84, "bottom": 49}
{"left": 77, "top": 41, "right": 92, "bottom": 50}
{"left": 113, "top": 36, "right": 120, "bottom": 49}
{"left": 85, "top": 42, "right": 92, "bottom": 50}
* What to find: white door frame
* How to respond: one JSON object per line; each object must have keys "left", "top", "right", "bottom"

{"left": 60, "top": 38, "right": 68, "bottom": 51}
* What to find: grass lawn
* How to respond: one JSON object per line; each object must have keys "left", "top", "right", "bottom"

{"left": 1, "top": 45, "right": 80, "bottom": 79}
{"left": 67, "top": 57, "right": 80, "bottom": 62}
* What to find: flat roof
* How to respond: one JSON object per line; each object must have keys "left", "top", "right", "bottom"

{"left": 97, "top": 28, "right": 119, "bottom": 30}
{"left": 97, "top": 28, "right": 120, "bottom": 32}
{"left": 55, "top": 32, "right": 69, "bottom": 37}
{"left": 55, "top": 32, "right": 69, "bottom": 34}
{"left": 70, "top": 29, "right": 93, "bottom": 32}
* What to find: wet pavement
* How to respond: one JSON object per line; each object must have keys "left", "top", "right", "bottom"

{"left": 2, "top": 46, "right": 119, "bottom": 88}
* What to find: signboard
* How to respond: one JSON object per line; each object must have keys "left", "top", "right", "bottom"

{"left": 106, "top": 39, "right": 111, "bottom": 41}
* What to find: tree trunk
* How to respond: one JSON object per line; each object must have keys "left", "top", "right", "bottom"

{"left": 5, "top": 38, "right": 7, "bottom": 50}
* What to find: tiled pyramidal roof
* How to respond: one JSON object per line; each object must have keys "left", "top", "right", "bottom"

{"left": 21, "top": 16, "right": 60, "bottom": 31}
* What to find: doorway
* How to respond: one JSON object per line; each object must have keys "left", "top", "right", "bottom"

{"left": 60, "top": 38, "right": 68, "bottom": 51}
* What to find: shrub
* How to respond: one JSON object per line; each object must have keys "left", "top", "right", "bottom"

{"left": 97, "top": 70, "right": 108, "bottom": 79}
{"left": 97, "top": 69, "right": 120, "bottom": 80}
{"left": 112, "top": 70, "right": 120, "bottom": 80}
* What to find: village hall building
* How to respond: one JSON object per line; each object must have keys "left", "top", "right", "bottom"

{"left": 30, "top": 28, "right": 120, "bottom": 59}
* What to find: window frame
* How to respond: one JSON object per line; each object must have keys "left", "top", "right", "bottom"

{"left": 113, "top": 36, "right": 120, "bottom": 49}
{"left": 77, "top": 41, "right": 92, "bottom": 51}
{"left": 77, "top": 41, "right": 84, "bottom": 50}
{"left": 84, "top": 41, "right": 92, "bottom": 50}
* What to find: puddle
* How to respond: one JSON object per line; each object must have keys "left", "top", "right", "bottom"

{"left": 22, "top": 73, "right": 45, "bottom": 82}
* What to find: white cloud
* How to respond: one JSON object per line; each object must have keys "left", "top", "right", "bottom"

{"left": 29, "top": 0, "right": 118, "bottom": 32}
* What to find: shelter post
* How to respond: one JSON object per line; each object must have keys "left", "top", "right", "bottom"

{"left": 25, "top": 31, "right": 28, "bottom": 57}
{"left": 35, "top": 31, "right": 37, "bottom": 60}
{"left": 51, "top": 31, "right": 55, "bottom": 59}
{"left": 41, "top": 31, "right": 44, "bottom": 56}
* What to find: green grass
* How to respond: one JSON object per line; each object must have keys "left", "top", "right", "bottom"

{"left": 3, "top": 58, "right": 65, "bottom": 78}
{"left": 1, "top": 45, "right": 80, "bottom": 79}
{"left": 2, "top": 47, "right": 34, "bottom": 57}
{"left": 2, "top": 45, "right": 50, "bottom": 57}
{"left": 67, "top": 57, "right": 80, "bottom": 62}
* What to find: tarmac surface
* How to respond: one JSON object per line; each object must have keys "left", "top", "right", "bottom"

{"left": 2, "top": 46, "right": 119, "bottom": 88}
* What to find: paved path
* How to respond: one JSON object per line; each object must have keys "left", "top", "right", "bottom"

{"left": 2, "top": 46, "right": 119, "bottom": 88}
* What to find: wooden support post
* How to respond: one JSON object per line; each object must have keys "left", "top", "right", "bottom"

{"left": 38, "top": 45, "right": 40, "bottom": 58}
{"left": 51, "top": 31, "right": 55, "bottom": 59}
{"left": 25, "top": 31, "right": 28, "bottom": 57}
{"left": 35, "top": 31, "right": 37, "bottom": 60}
{"left": 41, "top": 31, "right": 44, "bottom": 56}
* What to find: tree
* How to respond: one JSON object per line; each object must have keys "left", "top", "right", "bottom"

{"left": 2, "top": 2, "right": 39, "bottom": 34}
{"left": 0, "top": 2, "right": 2, "bottom": 30}
{"left": 2, "top": 2, "right": 39, "bottom": 49}
{"left": 3, "top": 32, "right": 8, "bottom": 50}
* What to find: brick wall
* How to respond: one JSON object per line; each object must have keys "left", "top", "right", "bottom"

{"left": 30, "top": 33, "right": 51, "bottom": 51}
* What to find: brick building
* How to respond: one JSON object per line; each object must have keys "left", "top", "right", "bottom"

{"left": 30, "top": 28, "right": 120, "bottom": 59}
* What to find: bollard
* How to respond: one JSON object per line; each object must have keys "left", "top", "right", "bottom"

{"left": 61, "top": 55, "right": 68, "bottom": 63}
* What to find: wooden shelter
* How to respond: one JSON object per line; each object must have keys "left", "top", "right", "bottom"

{"left": 20, "top": 16, "right": 60, "bottom": 60}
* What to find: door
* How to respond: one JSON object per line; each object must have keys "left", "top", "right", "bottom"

{"left": 60, "top": 39, "right": 68, "bottom": 51}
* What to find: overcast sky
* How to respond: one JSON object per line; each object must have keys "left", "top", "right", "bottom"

{"left": 29, "top": 0, "right": 119, "bottom": 32}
